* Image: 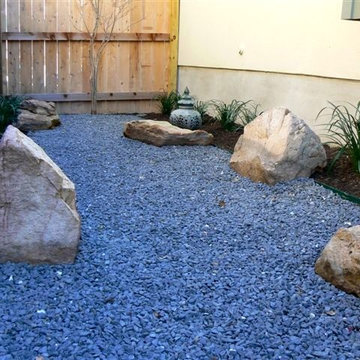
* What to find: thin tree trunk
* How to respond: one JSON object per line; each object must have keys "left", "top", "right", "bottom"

{"left": 91, "top": 64, "right": 98, "bottom": 114}
{"left": 77, "top": 0, "right": 133, "bottom": 114}
{"left": 89, "top": 36, "right": 97, "bottom": 114}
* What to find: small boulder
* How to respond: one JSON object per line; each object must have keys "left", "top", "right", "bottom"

{"left": 21, "top": 99, "right": 57, "bottom": 115}
{"left": 315, "top": 226, "right": 360, "bottom": 297}
{"left": 17, "top": 99, "right": 61, "bottom": 131}
{"left": 0, "top": 125, "right": 81, "bottom": 264}
{"left": 230, "top": 107, "right": 326, "bottom": 185}
{"left": 123, "top": 120, "right": 214, "bottom": 147}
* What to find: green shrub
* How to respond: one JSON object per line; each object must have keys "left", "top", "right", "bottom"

{"left": 155, "top": 91, "right": 180, "bottom": 116}
{"left": 0, "top": 95, "right": 23, "bottom": 135}
{"left": 194, "top": 100, "right": 209, "bottom": 120}
{"left": 211, "top": 99, "right": 250, "bottom": 131}
{"left": 317, "top": 101, "right": 360, "bottom": 173}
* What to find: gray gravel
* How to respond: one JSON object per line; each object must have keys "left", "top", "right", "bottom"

{"left": 1, "top": 114, "right": 360, "bottom": 360}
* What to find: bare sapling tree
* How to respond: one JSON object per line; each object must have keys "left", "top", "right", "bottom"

{"left": 76, "top": 0, "right": 131, "bottom": 114}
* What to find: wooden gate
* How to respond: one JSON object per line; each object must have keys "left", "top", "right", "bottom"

{"left": 0, "top": 0, "right": 179, "bottom": 113}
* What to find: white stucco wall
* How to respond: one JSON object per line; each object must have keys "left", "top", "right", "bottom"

{"left": 179, "top": 0, "right": 360, "bottom": 80}
{"left": 178, "top": 0, "right": 360, "bottom": 133}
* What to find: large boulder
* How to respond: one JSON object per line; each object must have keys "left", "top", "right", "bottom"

{"left": 315, "top": 226, "right": 360, "bottom": 297}
{"left": 17, "top": 99, "right": 60, "bottom": 131}
{"left": 230, "top": 107, "right": 327, "bottom": 185}
{"left": 124, "top": 120, "right": 214, "bottom": 147}
{"left": 0, "top": 126, "right": 80, "bottom": 264}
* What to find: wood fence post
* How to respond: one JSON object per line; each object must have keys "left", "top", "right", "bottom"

{"left": 169, "top": 0, "right": 179, "bottom": 93}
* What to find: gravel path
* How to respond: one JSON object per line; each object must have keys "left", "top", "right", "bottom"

{"left": 1, "top": 114, "right": 360, "bottom": 360}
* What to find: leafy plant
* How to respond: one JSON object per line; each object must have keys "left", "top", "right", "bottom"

{"left": 155, "top": 91, "right": 180, "bottom": 116}
{"left": 194, "top": 100, "right": 209, "bottom": 120}
{"left": 0, "top": 95, "right": 23, "bottom": 135}
{"left": 237, "top": 102, "right": 262, "bottom": 130}
{"left": 211, "top": 99, "right": 250, "bottom": 131}
{"left": 317, "top": 101, "right": 360, "bottom": 173}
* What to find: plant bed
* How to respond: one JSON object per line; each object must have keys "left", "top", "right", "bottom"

{"left": 312, "top": 146, "right": 360, "bottom": 199}
{"left": 140, "top": 113, "right": 360, "bottom": 199}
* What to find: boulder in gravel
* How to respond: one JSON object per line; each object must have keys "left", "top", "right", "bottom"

{"left": 0, "top": 125, "right": 80, "bottom": 264}
{"left": 17, "top": 99, "right": 60, "bottom": 131}
{"left": 315, "top": 226, "right": 360, "bottom": 297}
{"left": 230, "top": 107, "right": 326, "bottom": 185}
{"left": 124, "top": 120, "right": 214, "bottom": 147}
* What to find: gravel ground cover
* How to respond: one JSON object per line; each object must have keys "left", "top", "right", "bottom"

{"left": 1, "top": 114, "right": 360, "bottom": 360}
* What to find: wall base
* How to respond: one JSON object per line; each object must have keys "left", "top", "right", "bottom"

{"left": 179, "top": 66, "right": 360, "bottom": 136}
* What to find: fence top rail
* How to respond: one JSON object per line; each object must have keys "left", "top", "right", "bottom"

{"left": 2, "top": 32, "right": 171, "bottom": 42}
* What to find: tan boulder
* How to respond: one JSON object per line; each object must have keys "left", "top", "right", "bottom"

{"left": 123, "top": 120, "right": 214, "bottom": 147}
{"left": 230, "top": 107, "right": 326, "bottom": 185}
{"left": 0, "top": 125, "right": 81, "bottom": 264}
{"left": 17, "top": 99, "right": 60, "bottom": 131}
{"left": 315, "top": 226, "right": 360, "bottom": 297}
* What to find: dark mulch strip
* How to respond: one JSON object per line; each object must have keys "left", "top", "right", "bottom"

{"left": 200, "top": 120, "right": 241, "bottom": 153}
{"left": 139, "top": 113, "right": 360, "bottom": 199}
{"left": 312, "top": 147, "right": 360, "bottom": 199}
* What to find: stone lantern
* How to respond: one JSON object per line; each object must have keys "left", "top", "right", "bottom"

{"left": 169, "top": 87, "right": 201, "bottom": 130}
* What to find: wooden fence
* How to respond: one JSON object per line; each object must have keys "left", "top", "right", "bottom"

{"left": 0, "top": 0, "right": 179, "bottom": 113}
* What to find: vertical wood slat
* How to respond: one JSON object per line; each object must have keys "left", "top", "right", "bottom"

{"left": 45, "top": 0, "right": 58, "bottom": 93}
{"left": 141, "top": 0, "right": 153, "bottom": 91}
{"left": 19, "top": 0, "right": 32, "bottom": 93}
{"left": 32, "top": 0, "right": 45, "bottom": 93}
{"left": 129, "top": 0, "right": 143, "bottom": 94}
{"left": 1, "top": 0, "right": 6, "bottom": 94}
{"left": 0, "top": 0, "right": 5, "bottom": 33}
{"left": 7, "top": 0, "right": 20, "bottom": 94}
{"left": 97, "top": 0, "right": 112, "bottom": 94}
{"left": 152, "top": 1, "right": 167, "bottom": 92}
{"left": 57, "top": 0, "right": 70, "bottom": 93}
{"left": 81, "top": 41, "right": 91, "bottom": 93}
{"left": 115, "top": 0, "right": 134, "bottom": 94}
{"left": 70, "top": 0, "right": 86, "bottom": 113}
{"left": 118, "top": 42, "right": 130, "bottom": 92}
{"left": 79, "top": 0, "right": 92, "bottom": 94}
{"left": 70, "top": 0, "right": 82, "bottom": 93}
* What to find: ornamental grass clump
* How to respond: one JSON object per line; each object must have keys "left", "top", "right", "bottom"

{"left": 211, "top": 99, "right": 261, "bottom": 132}
{"left": 155, "top": 91, "right": 180, "bottom": 116}
{"left": 211, "top": 99, "right": 250, "bottom": 131}
{"left": 194, "top": 100, "right": 209, "bottom": 120}
{"left": 317, "top": 101, "right": 360, "bottom": 173}
{"left": 237, "top": 102, "right": 262, "bottom": 130}
{"left": 0, "top": 95, "right": 23, "bottom": 136}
